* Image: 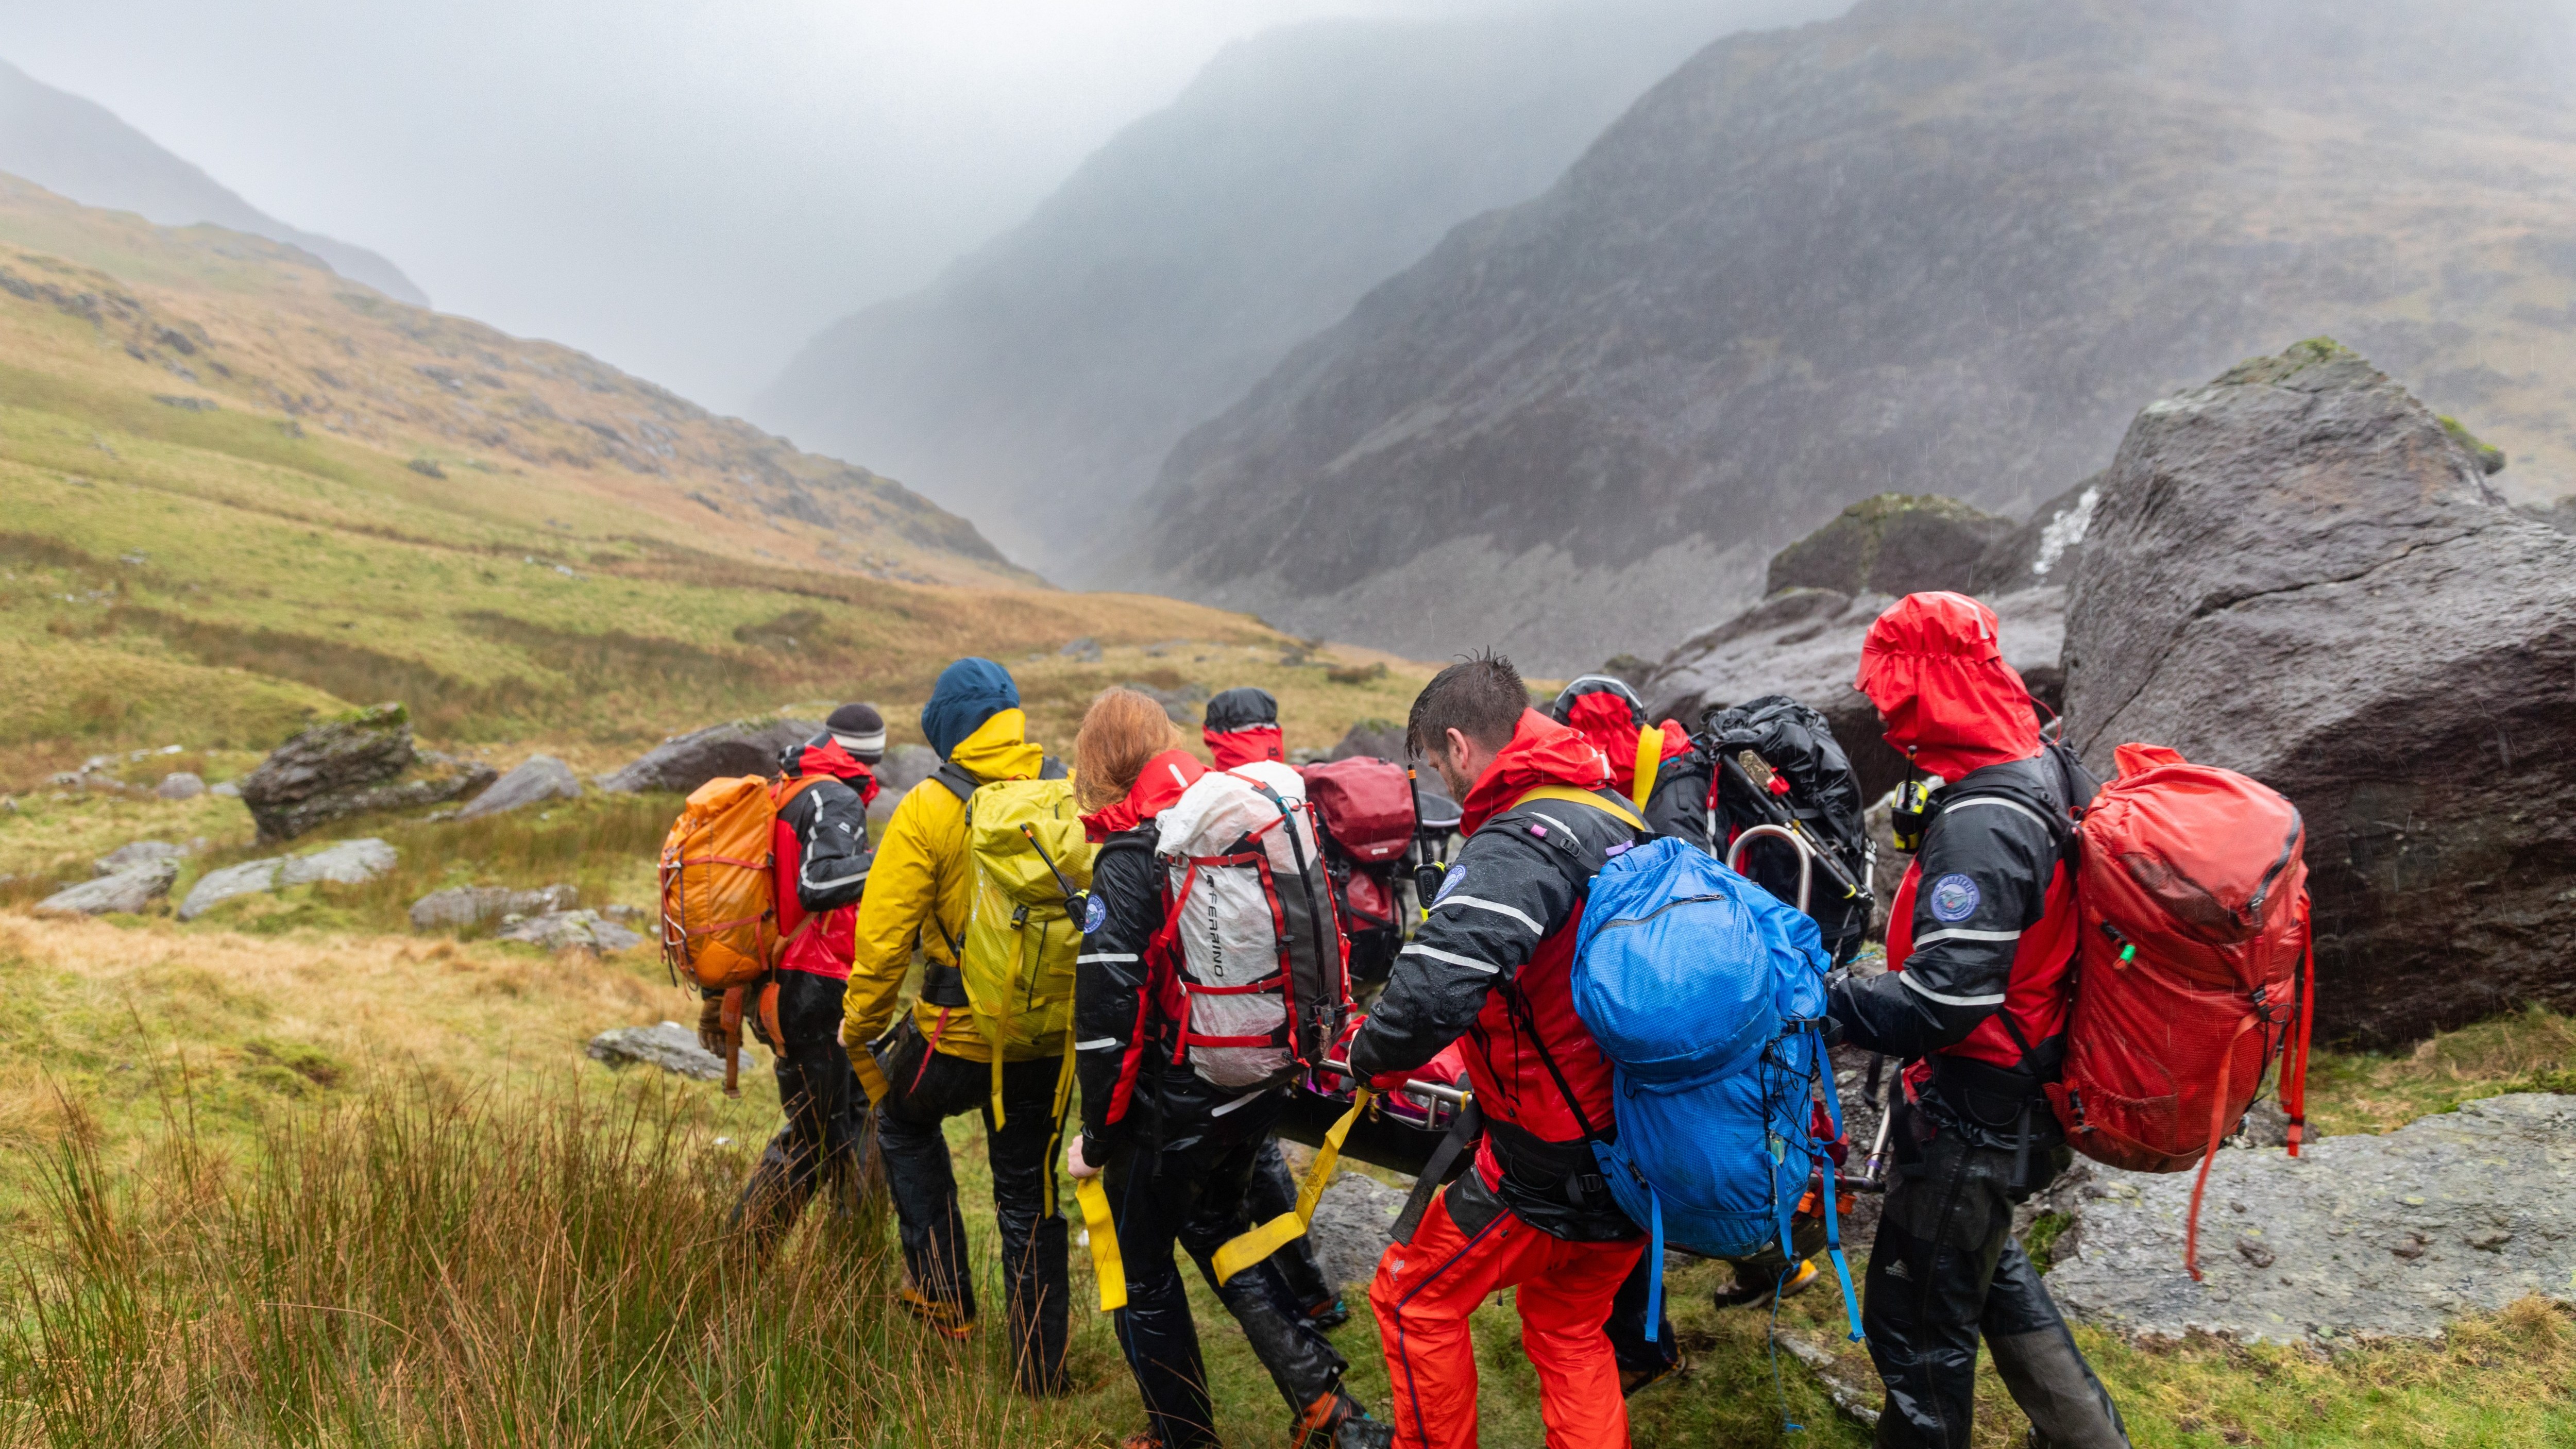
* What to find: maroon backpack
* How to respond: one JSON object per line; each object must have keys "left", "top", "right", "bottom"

{"left": 1299, "top": 757, "right": 1416, "bottom": 864}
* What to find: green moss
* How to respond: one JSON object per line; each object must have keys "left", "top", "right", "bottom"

{"left": 2024, "top": 1209, "right": 2074, "bottom": 1274}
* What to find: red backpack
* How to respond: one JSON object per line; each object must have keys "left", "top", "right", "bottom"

{"left": 2046, "top": 742, "right": 2313, "bottom": 1278}
{"left": 1299, "top": 757, "right": 1417, "bottom": 864}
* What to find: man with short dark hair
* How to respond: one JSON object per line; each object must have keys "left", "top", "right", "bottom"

{"left": 1344, "top": 653, "right": 1649, "bottom": 1449}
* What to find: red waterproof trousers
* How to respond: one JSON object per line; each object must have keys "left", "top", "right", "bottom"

{"left": 1368, "top": 1185, "right": 1644, "bottom": 1449}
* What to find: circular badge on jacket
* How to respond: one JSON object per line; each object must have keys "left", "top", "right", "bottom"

{"left": 1928, "top": 873, "right": 1981, "bottom": 923}
{"left": 1082, "top": 893, "right": 1108, "bottom": 934}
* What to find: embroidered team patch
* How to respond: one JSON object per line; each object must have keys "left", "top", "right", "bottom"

{"left": 1432, "top": 863, "right": 1467, "bottom": 904}
{"left": 1082, "top": 893, "right": 1108, "bottom": 934}
{"left": 1928, "top": 873, "right": 1981, "bottom": 923}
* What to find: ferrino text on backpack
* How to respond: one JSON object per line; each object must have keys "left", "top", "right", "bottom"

{"left": 1701, "top": 695, "right": 1876, "bottom": 965}
{"left": 1570, "top": 833, "right": 1866, "bottom": 1344}
{"left": 2047, "top": 742, "right": 2313, "bottom": 1280}
{"left": 657, "top": 772, "right": 832, "bottom": 1097}
{"left": 1148, "top": 760, "right": 1352, "bottom": 1091}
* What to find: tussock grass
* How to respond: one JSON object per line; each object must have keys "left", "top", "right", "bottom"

{"left": 2303, "top": 1004, "right": 2576, "bottom": 1137}
{"left": 0, "top": 1073, "right": 1077, "bottom": 1447}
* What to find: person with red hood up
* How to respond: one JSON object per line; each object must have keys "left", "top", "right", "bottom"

{"left": 1203, "top": 685, "right": 1287, "bottom": 768}
{"left": 1546, "top": 675, "right": 1700, "bottom": 837}
{"left": 1828, "top": 594, "right": 2130, "bottom": 1449}
{"left": 1065, "top": 687, "right": 1393, "bottom": 1449}
{"left": 1343, "top": 654, "right": 1651, "bottom": 1449}
{"left": 706, "top": 702, "right": 883, "bottom": 1255}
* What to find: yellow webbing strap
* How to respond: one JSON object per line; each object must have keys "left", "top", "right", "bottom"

{"left": 1514, "top": 785, "right": 1645, "bottom": 832}
{"left": 1631, "top": 727, "right": 1662, "bottom": 813}
{"left": 852, "top": 1048, "right": 891, "bottom": 1107}
{"left": 1042, "top": 1018, "right": 1078, "bottom": 1217}
{"left": 1075, "top": 1175, "right": 1126, "bottom": 1312}
{"left": 1212, "top": 1089, "right": 1373, "bottom": 1285}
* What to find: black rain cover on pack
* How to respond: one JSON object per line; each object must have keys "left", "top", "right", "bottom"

{"left": 1703, "top": 694, "right": 1873, "bottom": 962}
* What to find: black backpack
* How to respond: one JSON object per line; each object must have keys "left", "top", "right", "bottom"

{"left": 1700, "top": 695, "right": 1875, "bottom": 965}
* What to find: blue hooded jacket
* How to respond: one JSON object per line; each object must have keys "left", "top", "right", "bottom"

{"left": 919, "top": 657, "right": 1020, "bottom": 760}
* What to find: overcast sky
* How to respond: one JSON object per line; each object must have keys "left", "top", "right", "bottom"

{"left": 0, "top": 0, "right": 1515, "bottom": 414}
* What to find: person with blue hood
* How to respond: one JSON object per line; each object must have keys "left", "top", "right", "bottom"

{"left": 839, "top": 658, "right": 1073, "bottom": 1393}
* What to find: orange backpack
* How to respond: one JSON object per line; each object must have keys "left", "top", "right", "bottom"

{"left": 657, "top": 773, "right": 823, "bottom": 1095}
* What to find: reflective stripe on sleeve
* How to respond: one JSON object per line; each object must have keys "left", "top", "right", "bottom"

{"left": 1400, "top": 941, "right": 1501, "bottom": 975}
{"left": 1913, "top": 926, "right": 2022, "bottom": 947}
{"left": 1897, "top": 971, "right": 2008, "bottom": 1008}
{"left": 1437, "top": 894, "right": 1544, "bottom": 935}
{"left": 1078, "top": 953, "right": 1139, "bottom": 964}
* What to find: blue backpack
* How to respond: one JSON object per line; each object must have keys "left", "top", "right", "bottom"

{"left": 1571, "top": 835, "right": 1864, "bottom": 1341}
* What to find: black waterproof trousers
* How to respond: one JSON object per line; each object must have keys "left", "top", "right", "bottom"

{"left": 1865, "top": 1097, "right": 2129, "bottom": 1449}
{"left": 1242, "top": 1135, "right": 1338, "bottom": 1317}
{"left": 1104, "top": 1094, "right": 1349, "bottom": 1449}
{"left": 875, "top": 1021, "right": 1071, "bottom": 1396}
{"left": 731, "top": 971, "right": 877, "bottom": 1255}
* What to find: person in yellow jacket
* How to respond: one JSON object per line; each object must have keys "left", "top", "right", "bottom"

{"left": 840, "top": 656, "right": 1071, "bottom": 1395}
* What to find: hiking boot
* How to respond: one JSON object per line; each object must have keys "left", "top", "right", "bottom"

{"left": 1294, "top": 1388, "right": 1392, "bottom": 1449}
{"left": 1304, "top": 1294, "right": 1351, "bottom": 1332}
{"left": 1711, "top": 1256, "right": 1822, "bottom": 1309}
{"left": 895, "top": 1283, "right": 975, "bottom": 1341}
{"left": 1619, "top": 1355, "right": 1685, "bottom": 1397}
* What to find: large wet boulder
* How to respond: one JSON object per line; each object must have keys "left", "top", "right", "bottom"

{"left": 594, "top": 718, "right": 820, "bottom": 795}
{"left": 495, "top": 909, "right": 643, "bottom": 953}
{"left": 178, "top": 839, "right": 397, "bottom": 920}
{"left": 454, "top": 755, "right": 581, "bottom": 821}
{"left": 1767, "top": 493, "right": 2012, "bottom": 598}
{"left": 585, "top": 1022, "right": 745, "bottom": 1082}
{"left": 2046, "top": 1094, "right": 2576, "bottom": 1345}
{"left": 238, "top": 705, "right": 495, "bottom": 841}
{"left": 2061, "top": 340, "right": 2576, "bottom": 1046}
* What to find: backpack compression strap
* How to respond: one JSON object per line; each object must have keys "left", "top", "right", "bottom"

{"left": 1513, "top": 785, "right": 1645, "bottom": 832}
{"left": 1074, "top": 1174, "right": 1126, "bottom": 1312}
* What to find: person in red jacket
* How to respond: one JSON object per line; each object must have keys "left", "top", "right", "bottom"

{"left": 1202, "top": 685, "right": 1287, "bottom": 768}
{"left": 1825, "top": 594, "right": 2129, "bottom": 1448}
{"left": 1344, "top": 654, "right": 1649, "bottom": 1449}
{"left": 705, "top": 702, "right": 882, "bottom": 1255}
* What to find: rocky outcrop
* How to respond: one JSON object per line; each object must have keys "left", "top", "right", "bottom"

{"left": 1970, "top": 476, "right": 2102, "bottom": 596}
{"left": 585, "top": 1022, "right": 745, "bottom": 1082}
{"left": 594, "top": 718, "right": 819, "bottom": 795}
{"left": 155, "top": 771, "right": 206, "bottom": 801}
{"left": 1642, "top": 583, "right": 2067, "bottom": 802}
{"left": 94, "top": 839, "right": 196, "bottom": 877}
{"left": 495, "top": 909, "right": 643, "bottom": 953}
{"left": 1766, "top": 494, "right": 2011, "bottom": 598}
{"left": 453, "top": 755, "right": 581, "bottom": 821}
{"left": 2061, "top": 340, "right": 2576, "bottom": 1045}
{"left": 1327, "top": 720, "right": 1406, "bottom": 764}
{"left": 37, "top": 859, "right": 178, "bottom": 916}
{"left": 2047, "top": 1094, "right": 2576, "bottom": 1345}
{"left": 177, "top": 839, "right": 397, "bottom": 920}
{"left": 409, "top": 884, "right": 578, "bottom": 933}
{"left": 872, "top": 744, "right": 939, "bottom": 802}
{"left": 1306, "top": 1172, "right": 1408, "bottom": 1292}
{"left": 238, "top": 705, "right": 494, "bottom": 841}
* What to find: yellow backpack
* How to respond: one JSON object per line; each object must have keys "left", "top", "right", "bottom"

{"left": 958, "top": 776, "right": 1094, "bottom": 1128}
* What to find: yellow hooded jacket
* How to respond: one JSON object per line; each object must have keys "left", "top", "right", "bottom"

{"left": 842, "top": 707, "right": 1057, "bottom": 1065}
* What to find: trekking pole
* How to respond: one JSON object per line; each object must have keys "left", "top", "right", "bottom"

{"left": 1726, "top": 823, "right": 1814, "bottom": 915}
{"left": 1858, "top": 1064, "right": 1897, "bottom": 1191}
{"left": 1018, "top": 823, "right": 1090, "bottom": 917}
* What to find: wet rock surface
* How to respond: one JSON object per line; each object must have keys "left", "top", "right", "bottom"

{"left": 155, "top": 771, "right": 206, "bottom": 801}
{"left": 94, "top": 839, "right": 197, "bottom": 877}
{"left": 238, "top": 705, "right": 494, "bottom": 841}
{"left": 453, "top": 755, "right": 581, "bottom": 820}
{"left": 871, "top": 744, "right": 940, "bottom": 800}
{"left": 2045, "top": 1094, "right": 2576, "bottom": 1344}
{"left": 594, "top": 718, "right": 819, "bottom": 795}
{"left": 495, "top": 909, "right": 643, "bottom": 953}
{"left": 177, "top": 839, "right": 396, "bottom": 919}
{"left": 38, "top": 859, "right": 179, "bottom": 916}
{"left": 1308, "top": 1172, "right": 1407, "bottom": 1292}
{"left": 585, "top": 1022, "right": 748, "bottom": 1082}
{"left": 2061, "top": 341, "right": 2576, "bottom": 1044}
{"left": 409, "top": 884, "right": 579, "bottom": 932}
{"left": 1766, "top": 493, "right": 2011, "bottom": 599}
{"left": 178, "top": 858, "right": 285, "bottom": 920}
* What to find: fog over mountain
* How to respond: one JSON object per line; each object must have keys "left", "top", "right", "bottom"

{"left": 1129, "top": 0, "right": 2576, "bottom": 672}
{"left": 755, "top": 0, "right": 1836, "bottom": 569}
{"left": 0, "top": 57, "right": 425, "bottom": 305}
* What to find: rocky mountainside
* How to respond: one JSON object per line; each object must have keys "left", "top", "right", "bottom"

{"left": 0, "top": 57, "right": 425, "bottom": 305}
{"left": 1131, "top": 0, "right": 2576, "bottom": 672}
{"left": 754, "top": 0, "right": 1833, "bottom": 569}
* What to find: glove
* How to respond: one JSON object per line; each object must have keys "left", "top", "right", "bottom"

{"left": 696, "top": 995, "right": 726, "bottom": 1056}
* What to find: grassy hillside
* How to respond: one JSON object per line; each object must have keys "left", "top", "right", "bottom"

{"left": 0, "top": 172, "right": 1433, "bottom": 803}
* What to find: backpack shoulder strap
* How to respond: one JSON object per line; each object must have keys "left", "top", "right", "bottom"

{"left": 933, "top": 761, "right": 980, "bottom": 803}
{"left": 1513, "top": 784, "right": 1645, "bottom": 832}
{"left": 1629, "top": 728, "right": 1661, "bottom": 813}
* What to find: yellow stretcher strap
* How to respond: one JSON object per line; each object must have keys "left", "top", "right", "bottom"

{"left": 852, "top": 1048, "right": 891, "bottom": 1107}
{"left": 1075, "top": 1174, "right": 1125, "bottom": 1312}
{"left": 1041, "top": 1019, "right": 1078, "bottom": 1217}
{"left": 1631, "top": 727, "right": 1662, "bottom": 813}
{"left": 1514, "top": 785, "right": 1645, "bottom": 831}
{"left": 1213, "top": 1089, "right": 1373, "bottom": 1285}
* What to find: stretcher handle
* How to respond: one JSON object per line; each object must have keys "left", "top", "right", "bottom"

{"left": 1725, "top": 822, "right": 1815, "bottom": 915}
{"left": 1320, "top": 1057, "right": 1471, "bottom": 1109}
